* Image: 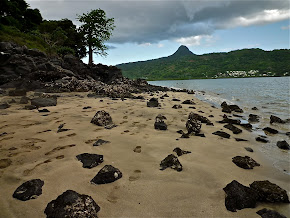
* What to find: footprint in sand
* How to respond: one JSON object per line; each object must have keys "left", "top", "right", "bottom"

{"left": 107, "top": 186, "right": 120, "bottom": 203}
{"left": 45, "top": 144, "right": 76, "bottom": 156}
{"left": 21, "top": 142, "right": 41, "bottom": 150}
{"left": 129, "top": 170, "right": 141, "bottom": 181}
{"left": 23, "top": 155, "right": 65, "bottom": 176}
{"left": 120, "top": 121, "right": 128, "bottom": 125}
{"left": 0, "top": 158, "right": 12, "bottom": 169}
{"left": 0, "top": 136, "right": 14, "bottom": 142}
{"left": 59, "top": 133, "right": 77, "bottom": 139}
{"left": 25, "top": 138, "right": 46, "bottom": 143}
{"left": 123, "top": 116, "right": 128, "bottom": 119}
{"left": 133, "top": 146, "right": 141, "bottom": 153}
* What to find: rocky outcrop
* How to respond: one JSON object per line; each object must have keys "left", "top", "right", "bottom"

{"left": 44, "top": 190, "right": 100, "bottom": 218}
{"left": 263, "top": 127, "right": 278, "bottom": 134}
{"left": 160, "top": 154, "right": 182, "bottom": 172}
{"left": 91, "top": 165, "right": 122, "bottom": 185}
{"left": 13, "top": 179, "right": 44, "bottom": 201}
{"left": 0, "top": 42, "right": 170, "bottom": 95}
{"left": 248, "top": 114, "right": 259, "bottom": 123}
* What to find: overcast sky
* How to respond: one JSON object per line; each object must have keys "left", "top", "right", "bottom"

{"left": 26, "top": 0, "right": 290, "bottom": 65}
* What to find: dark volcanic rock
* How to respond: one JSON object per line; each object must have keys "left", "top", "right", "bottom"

{"left": 276, "top": 140, "right": 290, "bottom": 150}
{"left": 38, "top": 108, "right": 50, "bottom": 113}
{"left": 31, "top": 97, "right": 57, "bottom": 107}
{"left": 224, "top": 124, "right": 242, "bottom": 134}
{"left": 181, "top": 133, "right": 190, "bottom": 138}
{"left": 182, "top": 99, "right": 195, "bottom": 105}
{"left": 232, "top": 156, "right": 260, "bottom": 169}
{"left": 218, "top": 115, "right": 241, "bottom": 125}
{"left": 212, "top": 131, "right": 230, "bottom": 139}
{"left": 91, "top": 165, "right": 122, "bottom": 185}
{"left": 160, "top": 154, "right": 182, "bottom": 172}
{"left": 229, "top": 104, "right": 243, "bottom": 113}
{"left": 147, "top": 98, "right": 159, "bottom": 107}
{"left": 235, "top": 138, "right": 248, "bottom": 142}
{"left": 270, "top": 115, "right": 285, "bottom": 124}
{"left": 57, "top": 123, "right": 70, "bottom": 133}
{"left": 154, "top": 114, "right": 167, "bottom": 130}
{"left": 244, "top": 147, "right": 254, "bottom": 152}
{"left": 263, "top": 127, "right": 278, "bottom": 134}
{"left": 13, "top": 179, "right": 44, "bottom": 201}
{"left": 248, "top": 114, "right": 260, "bottom": 123}
{"left": 177, "top": 130, "right": 184, "bottom": 135}
{"left": 8, "top": 89, "right": 27, "bottom": 96}
{"left": 195, "top": 133, "right": 205, "bottom": 137}
{"left": 223, "top": 180, "right": 258, "bottom": 212}
{"left": 173, "top": 147, "right": 191, "bottom": 156}
{"left": 240, "top": 123, "right": 253, "bottom": 130}
{"left": 252, "top": 107, "right": 259, "bottom": 110}
{"left": 0, "top": 103, "right": 10, "bottom": 109}
{"left": 76, "top": 153, "right": 104, "bottom": 169}
{"left": 83, "top": 106, "right": 92, "bottom": 109}
{"left": 250, "top": 180, "right": 289, "bottom": 203}
{"left": 221, "top": 101, "right": 232, "bottom": 113}
{"left": 44, "top": 190, "right": 100, "bottom": 218}
{"left": 154, "top": 121, "right": 167, "bottom": 130}
{"left": 256, "top": 208, "right": 287, "bottom": 218}
{"left": 172, "top": 98, "right": 181, "bottom": 101}
{"left": 186, "top": 114, "right": 202, "bottom": 134}
{"left": 188, "top": 112, "right": 213, "bottom": 125}
{"left": 93, "top": 139, "right": 110, "bottom": 146}
{"left": 256, "top": 137, "right": 269, "bottom": 143}
{"left": 91, "top": 110, "right": 115, "bottom": 128}
{"left": 172, "top": 104, "right": 182, "bottom": 109}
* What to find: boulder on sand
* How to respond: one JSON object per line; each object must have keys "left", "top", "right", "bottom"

{"left": 147, "top": 98, "right": 159, "bottom": 107}
{"left": 223, "top": 180, "right": 258, "bottom": 212}
{"left": 232, "top": 156, "right": 260, "bottom": 169}
{"left": 44, "top": 190, "right": 100, "bottom": 218}
{"left": 31, "top": 97, "right": 57, "bottom": 107}
{"left": 13, "top": 179, "right": 44, "bottom": 201}
{"left": 91, "top": 165, "right": 122, "bottom": 185}
{"left": 91, "top": 110, "right": 116, "bottom": 129}
{"left": 160, "top": 154, "right": 182, "bottom": 172}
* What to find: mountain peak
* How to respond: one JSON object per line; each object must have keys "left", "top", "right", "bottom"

{"left": 170, "top": 45, "right": 194, "bottom": 57}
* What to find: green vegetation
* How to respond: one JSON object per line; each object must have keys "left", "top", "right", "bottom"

{"left": 77, "top": 9, "right": 115, "bottom": 65}
{"left": 117, "top": 47, "right": 290, "bottom": 80}
{"left": 0, "top": 0, "right": 114, "bottom": 60}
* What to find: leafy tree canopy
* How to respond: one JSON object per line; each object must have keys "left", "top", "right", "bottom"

{"left": 77, "top": 9, "right": 115, "bottom": 65}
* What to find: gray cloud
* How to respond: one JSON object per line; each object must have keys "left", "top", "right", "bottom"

{"left": 26, "top": 0, "right": 289, "bottom": 44}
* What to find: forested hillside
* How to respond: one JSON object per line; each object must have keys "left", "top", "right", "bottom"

{"left": 117, "top": 46, "right": 290, "bottom": 80}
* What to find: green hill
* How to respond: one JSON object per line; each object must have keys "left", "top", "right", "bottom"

{"left": 117, "top": 46, "right": 290, "bottom": 80}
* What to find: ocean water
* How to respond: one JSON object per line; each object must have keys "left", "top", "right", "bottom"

{"left": 149, "top": 77, "right": 290, "bottom": 174}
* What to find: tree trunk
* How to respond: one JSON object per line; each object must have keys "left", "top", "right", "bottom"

{"left": 88, "top": 45, "right": 93, "bottom": 65}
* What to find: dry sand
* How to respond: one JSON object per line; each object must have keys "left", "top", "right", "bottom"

{"left": 0, "top": 91, "right": 289, "bottom": 217}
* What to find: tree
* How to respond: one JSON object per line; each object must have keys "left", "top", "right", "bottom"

{"left": 77, "top": 9, "right": 115, "bottom": 65}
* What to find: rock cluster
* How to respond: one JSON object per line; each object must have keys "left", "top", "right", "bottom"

{"left": 186, "top": 113, "right": 202, "bottom": 134}
{"left": 224, "top": 180, "right": 289, "bottom": 212}
{"left": 221, "top": 101, "right": 243, "bottom": 113}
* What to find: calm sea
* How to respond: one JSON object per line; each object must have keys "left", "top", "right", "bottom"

{"left": 149, "top": 77, "right": 290, "bottom": 174}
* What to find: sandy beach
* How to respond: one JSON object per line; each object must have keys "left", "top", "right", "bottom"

{"left": 0, "top": 91, "right": 289, "bottom": 217}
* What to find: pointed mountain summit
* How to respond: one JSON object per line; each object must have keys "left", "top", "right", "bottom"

{"left": 170, "top": 45, "right": 194, "bottom": 58}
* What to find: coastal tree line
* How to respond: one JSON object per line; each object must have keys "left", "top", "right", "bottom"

{"left": 0, "top": 0, "right": 114, "bottom": 64}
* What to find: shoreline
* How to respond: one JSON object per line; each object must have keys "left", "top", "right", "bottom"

{"left": 0, "top": 90, "right": 289, "bottom": 217}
